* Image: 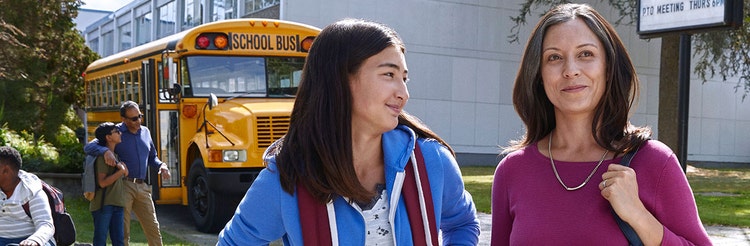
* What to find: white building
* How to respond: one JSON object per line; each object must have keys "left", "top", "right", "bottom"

{"left": 82, "top": 0, "right": 750, "bottom": 166}
{"left": 75, "top": 9, "right": 112, "bottom": 33}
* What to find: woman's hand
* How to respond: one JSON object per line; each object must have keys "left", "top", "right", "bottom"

{"left": 600, "top": 163, "right": 664, "bottom": 245}
{"left": 600, "top": 163, "right": 642, "bottom": 221}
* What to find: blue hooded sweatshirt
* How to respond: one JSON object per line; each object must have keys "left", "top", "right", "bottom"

{"left": 218, "top": 124, "right": 480, "bottom": 245}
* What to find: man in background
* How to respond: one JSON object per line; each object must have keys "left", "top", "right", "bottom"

{"left": 85, "top": 101, "right": 171, "bottom": 246}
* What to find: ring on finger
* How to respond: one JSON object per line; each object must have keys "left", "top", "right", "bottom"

{"left": 601, "top": 180, "right": 607, "bottom": 188}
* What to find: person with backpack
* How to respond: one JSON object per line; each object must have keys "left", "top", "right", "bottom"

{"left": 84, "top": 101, "right": 170, "bottom": 246}
{"left": 218, "top": 19, "right": 480, "bottom": 245}
{"left": 0, "top": 146, "right": 55, "bottom": 246}
{"left": 90, "top": 122, "right": 129, "bottom": 246}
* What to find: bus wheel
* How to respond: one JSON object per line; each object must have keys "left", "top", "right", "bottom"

{"left": 187, "top": 159, "right": 233, "bottom": 233}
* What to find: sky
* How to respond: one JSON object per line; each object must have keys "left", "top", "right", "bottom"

{"left": 81, "top": 0, "right": 133, "bottom": 11}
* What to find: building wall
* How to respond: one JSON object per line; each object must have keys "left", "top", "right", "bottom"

{"left": 688, "top": 72, "right": 750, "bottom": 164}
{"left": 81, "top": 0, "right": 750, "bottom": 166}
{"left": 75, "top": 9, "right": 112, "bottom": 33}
{"left": 284, "top": 0, "right": 528, "bottom": 159}
{"left": 281, "top": 0, "right": 750, "bottom": 166}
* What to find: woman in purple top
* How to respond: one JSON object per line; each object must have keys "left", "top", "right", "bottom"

{"left": 491, "top": 3, "right": 711, "bottom": 245}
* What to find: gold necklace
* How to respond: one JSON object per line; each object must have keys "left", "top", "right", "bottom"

{"left": 548, "top": 134, "right": 609, "bottom": 191}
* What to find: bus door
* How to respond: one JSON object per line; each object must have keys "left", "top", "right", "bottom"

{"left": 155, "top": 56, "right": 182, "bottom": 204}
{"left": 141, "top": 59, "right": 161, "bottom": 200}
{"left": 142, "top": 57, "right": 183, "bottom": 204}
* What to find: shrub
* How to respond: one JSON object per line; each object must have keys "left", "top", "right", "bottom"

{"left": 0, "top": 123, "right": 84, "bottom": 173}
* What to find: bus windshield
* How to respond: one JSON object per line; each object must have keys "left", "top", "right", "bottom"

{"left": 184, "top": 56, "right": 305, "bottom": 98}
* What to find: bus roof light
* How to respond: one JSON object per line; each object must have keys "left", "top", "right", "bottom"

{"left": 196, "top": 33, "right": 228, "bottom": 50}
{"left": 214, "top": 35, "right": 228, "bottom": 49}
{"left": 197, "top": 35, "right": 210, "bottom": 49}
{"left": 301, "top": 36, "right": 315, "bottom": 52}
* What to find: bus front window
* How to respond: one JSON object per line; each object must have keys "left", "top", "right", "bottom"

{"left": 184, "top": 56, "right": 304, "bottom": 97}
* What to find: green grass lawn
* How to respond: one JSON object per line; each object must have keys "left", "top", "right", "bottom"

{"left": 686, "top": 166, "right": 750, "bottom": 227}
{"left": 460, "top": 165, "right": 750, "bottom": 227}
{"left": 66, "top": 198, "right": 193, "bottom": 245}
{"left": 461, "top": 166, "right": 495, "bottom": 214}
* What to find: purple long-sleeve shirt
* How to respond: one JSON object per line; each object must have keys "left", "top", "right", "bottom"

{"left": 491, "top": 140, "right": 712, "bottom": 245}
{"left": 84, "top": 123, "right": 163, "bottom": 180}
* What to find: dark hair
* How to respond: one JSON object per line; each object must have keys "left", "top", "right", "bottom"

{"left": 0, "top": 146, "right": 22, "bottom": 171}
{"left": 274, "top": 19, "right": 453, "bottom": 203}
{"left": 509, "top": 3, "right": 650, "bottom": 154}
{"left": 120, "top": 100, "right": 139, "bottom": 118}
{"left": 95, "top": 122, "right": 118, "bottom": 146}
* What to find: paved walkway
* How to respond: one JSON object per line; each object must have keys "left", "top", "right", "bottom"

{"left": 476, "top": 213, "right": 750, "bottom": 246}
{"left": 156, "top": 205, "right": 750, "bottom": 245}
{"left": 705, "top": 225, "right": 750, "bottom": 246}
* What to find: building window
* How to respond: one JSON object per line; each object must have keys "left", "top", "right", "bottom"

{"left": 212, "top": 0, "right": 236, "bottom": 21}
{"left": 136, "top": 12, "right": 152, "bottom": 46}
{"left": 158, "top": 1, "right": 177, "bottom": 38}
{"left": 118, "top": 22, "right": 132, "bottom": 51}
{"left": 102, "top": 31, "right": 114, "bottom": 56}
{"left": 244, "top": 0, "right": 278, "bottom": 14}
{"left": 183, "top": 0, "right": 203, "bottom": 30}
{"left": 88, "top": 37, "right": 99, "bottom": 54}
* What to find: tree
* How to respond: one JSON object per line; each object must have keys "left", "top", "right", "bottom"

{"left": 508, "top": 0, "right": 750, "bottom": 99}
{"left": 0, "top": 20, "right": 27, "bottom": 81}
{"left": 0, "top": 0, "right": 98, "bottom": 143}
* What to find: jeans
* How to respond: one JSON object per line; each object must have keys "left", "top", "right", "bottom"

{"left": 0, "top": 237, "right": 24, "bottom": 246}
{"left": 92, "top": 205, "right": 125, "bottom": 246}
{"left": 0, "top": 237, "right": 53, "bottom": 246}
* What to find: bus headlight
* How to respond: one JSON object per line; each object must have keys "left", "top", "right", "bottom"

{"left": 223, "top": 150, "right": 247, "bottom": 162}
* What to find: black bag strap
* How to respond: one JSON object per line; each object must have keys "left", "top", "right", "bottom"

{"left": 612, "top": 146, "right": 643, "bottom": 246}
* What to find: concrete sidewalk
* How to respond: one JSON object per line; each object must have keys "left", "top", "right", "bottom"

{"left": 706, "top": 225, "right": 750, "bottom": 246}
{"left": 476, "top": 212, "right": 750, "bottom": 246}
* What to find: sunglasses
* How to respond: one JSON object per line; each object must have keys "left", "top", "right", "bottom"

{"left": 126, "top": 114, "right": 143, "bottom": 122}
{"left": 110, "top": 130, "right": 121, "bottom": 135}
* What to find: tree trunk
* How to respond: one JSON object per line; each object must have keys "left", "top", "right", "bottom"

{"left": 658, "top": 34, "right": 682, "bottom": 163}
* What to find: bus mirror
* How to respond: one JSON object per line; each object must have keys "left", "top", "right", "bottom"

{"left": 169, "top": 83, "right": 182, "bottom": 99}
{"left": 208, "top": 93, "right": 218, "bottom": 110}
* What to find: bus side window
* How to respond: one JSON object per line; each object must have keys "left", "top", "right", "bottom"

{"left": 124, "top": 71, "right": 132, "bottom": 102}
{"left": 105, "top": 75, "right": 113, "bottom": 107}
{"left": 88, "top": 79, "right": 95, "bottom": 108}
{"left": 158, "top": 61, "right": 168, "bottom": 102}
{"left": 132, "top": 69, "right": 141, "bottom": 105}
{"left": 158, "top": 58, "right": 180, "bottom": 102}
{"left": 96, "top": 78, "right": 102, "bottom": 108}
{"left": 118, "top": 73, "right": 126, "bottom": 105}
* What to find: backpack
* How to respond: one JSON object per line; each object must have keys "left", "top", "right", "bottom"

{"left": 81, "top": 155, "right": 97, "bottom": 200}
{"left": 23, "top": 181, "right": 77, "bottom": 246}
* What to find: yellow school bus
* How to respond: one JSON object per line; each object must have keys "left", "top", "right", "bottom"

{"left": 83, "top": 19, "right": 319, "bottom": 232}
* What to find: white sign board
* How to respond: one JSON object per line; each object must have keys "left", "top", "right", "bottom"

{"left": 637, "top": 0, "right": 741, "bottom": 37}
